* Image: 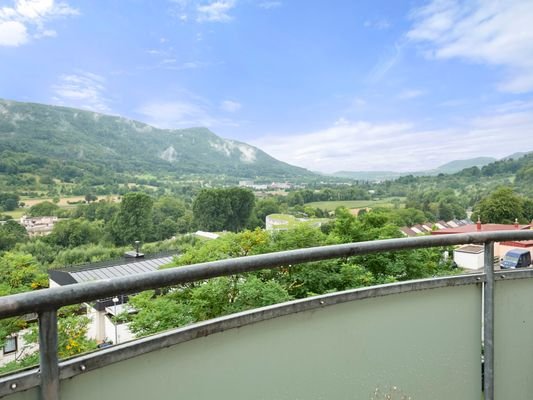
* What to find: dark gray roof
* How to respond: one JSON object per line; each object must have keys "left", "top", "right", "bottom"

{"left": 49, "top": 254, "right": 176, "bottom": 286}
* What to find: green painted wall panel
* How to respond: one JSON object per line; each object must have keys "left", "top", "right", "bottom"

{"left": 56, "top": 285, "right": 481, "bottom": 400}
{"left": 495, "top": 279, "right": 533, "bottom": 398}
{"left": 1, "top": 388, "right": 37, "bottom": 400}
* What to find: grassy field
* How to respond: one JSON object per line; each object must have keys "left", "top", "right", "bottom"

{"left": 267, "top": 214, "right": 330, "bottom": 229}
{"left": 3, "top": 195, "right": 121, "bottom": 218}
{"left": 20, "top": 195, "right": 120, "bottom": 207}
{"left": 305, "top": 197, "right": 405, "bottom": 211}
{"left": 3, "top": 209, "right": 26, "bottom": 218}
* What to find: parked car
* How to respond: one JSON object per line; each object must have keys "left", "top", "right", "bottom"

{"left": 500, "top": 249, "right": 532, "bottom": 269}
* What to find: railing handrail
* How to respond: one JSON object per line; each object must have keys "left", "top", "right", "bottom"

{"left": 48, "top": 250, "right": 179, "bottom": 272}
{"left": 1, "top": 230, "right": 533, "bottom": 319}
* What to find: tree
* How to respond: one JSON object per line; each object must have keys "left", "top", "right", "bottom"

{"left": 84, "top": 193, "right": 98, "bottom": 203}
{"left": 22, "top": 311, "right": 97, "bottom": 358}
{"left": 46, "top": 219, "right": 103, "bottom": 248}
{"left": 173, "top": 228, "right": 270, "bottom": 267}
{"left": 126, "top": 291, "right": 193, "bottom": 337}
{"left": 0, "top": 252, "right": 47, "bottom": 348}
{"left": 150, "top": 196, "right": 188, "bottom": 240}
{"left": 127, "top": 276, "right": 291, "bottom": 338}
{"left": 0, "top": 220, "right": 28, "bottom": 251}
{"left": 0, "top": 309, "right": 97, "bottom": 374}
{"left": 28, "top": 201, "right": 60, "bottom": 217}
{"left": 192, "top": 189, "right": 230, "bottom": 231}
{"left": 192, "top": 188, "right": 255, "bottom": 232}
{"left": 0, "top": 193, "right": 20, "bottom": 211}
{"left": 474, "top": 187, "right": 525, "bottom": 223}
{"left": 109, "top": 192, "right": 154, "bottom": 246}
{"left": 524, "top": 199, "right": 533, "bottom": 222}
{"left": 287, "top": 191, "right": 304, "bottom": 206}
{"left": 0, "top": 252, "right": 48, "bottom": 293}
{"left": 153, "top": 196, "right": 187, "bottom": 220}
{"left": 226, "top": 188, "right": 255, "bottom": 231}
{"left": 229, "top": 277, "right": 291, "bottom": 312}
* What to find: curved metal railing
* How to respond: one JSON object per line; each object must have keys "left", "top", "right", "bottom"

{"left": 1, "top": 230, "right": 533, "bottom": 399}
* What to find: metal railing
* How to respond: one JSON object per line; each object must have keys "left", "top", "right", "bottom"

{"left": 1, "top": 230, "right": 533, "bottom": 400}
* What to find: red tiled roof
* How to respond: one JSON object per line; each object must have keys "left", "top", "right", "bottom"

{"left": 400, "top": 227, "right": 418, "bottom": 237}
{"left": 500, "top": 240, "right": 533, "bottom": 247}
{"left": 431, "top": 224, "right": 530, "bottom": 235}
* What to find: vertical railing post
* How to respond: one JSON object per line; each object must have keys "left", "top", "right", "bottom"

{"left": 38, "top": 310, "right": 59, "bottom": 400}
{"left": 484, "top": 241, "right": 494, "bottom": 399}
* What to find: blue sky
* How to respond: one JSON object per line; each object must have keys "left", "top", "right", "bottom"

{"left": 1, "top": 0, "right": 533, "bottom": 173}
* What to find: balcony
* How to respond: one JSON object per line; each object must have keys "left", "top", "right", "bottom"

{"left": 1, "top": 231, "right": 533, "bottom": 400}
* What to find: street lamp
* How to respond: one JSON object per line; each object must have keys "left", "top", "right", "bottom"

{"left": 112, "top": 297, "right": 119, "bottom": 344}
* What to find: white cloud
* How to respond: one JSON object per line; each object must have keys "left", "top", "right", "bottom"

{"left": 364, "top": 18, "right": 390, "bottom": 30}
{"left": 0, "top": 20, "right": 28, "bottom": 46}
{"left": 220, "top": 100, "right": 241, "bottom": 112}
{"left": 407, "top": 0, "right": 533, "bottom": 93}
{"left": 177, "top": 61, "right": 209, "bottom": 70}
{"left": 251, "top": 101, "right": 533, "bottom": 173}
{"left": 34, "top": 28, "right": 56, "bottom": 38}
{"left": 197, "top": 0, "right": 235, "bottom": 22}
{"left": 258, "top": 1, "right": 282, "bottom": 9}
{"left": 367, "top": 42, "right": 404, "bottom": 83}
{"left": 138, "top": 101, "right": 208, "bottom": 127}
{"left": 52, "top": 71, "right": 111, "bottom": 113}
{"left": 169, "top": 0, "right": 237, "bottom": 23}
{"left": 137, "top": 99, "right": 240, "bottom": 129}
{"left": 397, "top": 89, "right": 425, "bottom": 100}
{"left": 0, "top": 0, "right": 78, "bottom": 46}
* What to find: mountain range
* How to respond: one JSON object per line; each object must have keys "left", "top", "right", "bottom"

{"left": 1, "top": 98, "right": 529, "bottom": 184}
{"left": 0, "top": 99, "right": 311, "bottom": 179}
{"left": 331, "top": 155, "right": 531, "bottom": 181}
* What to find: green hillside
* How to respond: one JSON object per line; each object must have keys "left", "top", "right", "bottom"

{"left": 433, "top": 157, "right": 497, "bottom": 174}
{"left": 0, "top": 99, "right": 313, "bottom": 182}
{"left": 333, "top": 156, "right": 501, "bottom": 181}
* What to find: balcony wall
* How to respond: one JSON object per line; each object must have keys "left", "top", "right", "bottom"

{"left": 4, "top": 231, "right": 533, "bottom": 399}
{"left": 4, "top": 280, "right": 483, "bottom": 400}
{"left": 495, "top": 278, "right": 533, "bottom": 399}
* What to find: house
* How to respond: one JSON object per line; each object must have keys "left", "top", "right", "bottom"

{"left": 19, "top": 215, "right": 58, "bottom": 237}
{"left": 270, "top": 182, "right": 292, "bottom": 190}
{"left": 0, "top": 316, "right": 39, "bottom": 367}
{"left": 48, "top": 252, "right": 178, "bottom": 345}
{"left": 238, "top": 180, "right": 268, "bottom": 190}
{"left": 399, "top": 220, "right": 474, "bottom": 237}
{"left": 195, "top": 230, "right": 220, "bottom": 240}
{"left": 431, "top": 219, "right": 532, "bottom": 269}
{"left": 238, "top": 180, "right": 254, "bottom": 187}
{"left": 453, "top": 245, "right": 485, "bottom": 270}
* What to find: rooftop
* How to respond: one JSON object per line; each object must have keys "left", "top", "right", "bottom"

{"left": 431, "top": 223, "right": 530, "bottom": 235}
{"left": 48, "top": 252, "right": 177, "bottom": 285}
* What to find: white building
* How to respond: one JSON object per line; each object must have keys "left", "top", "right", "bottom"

{"left": 19, "top": 215, "right": 58, "bottom": 237}
{"left": 0, "top": 322, "right": 38, "bottom": 367}
{"left": 195, "top": 230, "right": 220, "bottom": 240}
{"left": 453, "top": 245, "right": 485, "bottom": 270}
